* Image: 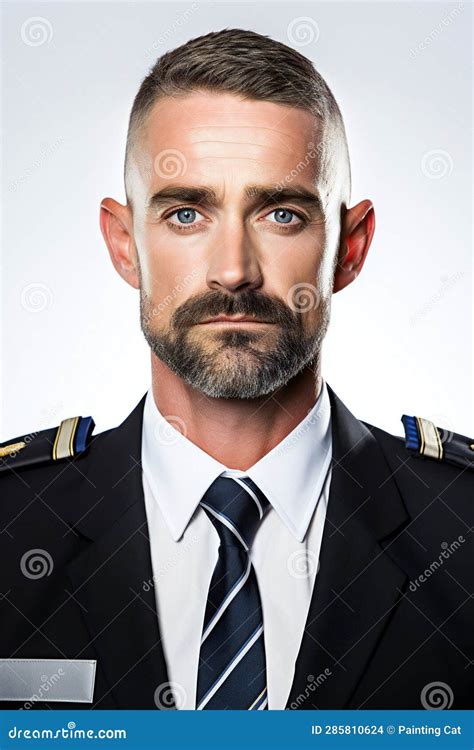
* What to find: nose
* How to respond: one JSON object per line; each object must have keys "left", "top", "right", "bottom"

{"left": 205, "top": 214, "right": 263, "bottom": 293}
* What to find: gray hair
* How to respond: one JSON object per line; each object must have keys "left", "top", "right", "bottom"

{"left": 124, "top": 28, "right": 351, "bottom": 210}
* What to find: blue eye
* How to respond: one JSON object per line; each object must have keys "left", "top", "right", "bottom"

{"left": 266, "top": 209, "right": 302, "bottom": 225}
{"left": 164, "top": 205, "right": 306, "bottom": 233}
{"left": 169, "top": 208, "right": 202, "bottom": 225}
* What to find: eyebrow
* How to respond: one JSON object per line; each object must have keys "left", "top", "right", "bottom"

{"left": 146, "top": 184, "right": 324, "bottom": 215}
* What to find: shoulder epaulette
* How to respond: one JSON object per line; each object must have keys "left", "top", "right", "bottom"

{"left": 401, "top": 414, "right": 474, "bottom": 470}
{"left": 0, "top": 416, "right": 95, "bottom": 474}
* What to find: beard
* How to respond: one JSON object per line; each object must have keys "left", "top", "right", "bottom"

{"left": 139, "top": 285, "right": 330, "bottom": 400}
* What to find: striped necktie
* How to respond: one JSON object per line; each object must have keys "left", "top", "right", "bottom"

{"left": 196, "top": 474, "right": 271, "bottom": 710}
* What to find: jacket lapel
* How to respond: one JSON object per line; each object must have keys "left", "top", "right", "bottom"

{"left": 64, "top": 385, "right": 411, "bottom": 710}
{"left": 286, "top": 385, "right": 410, "bottom": 709}
{"left": 65, "top": 395, "right": 175, "bottom": 709}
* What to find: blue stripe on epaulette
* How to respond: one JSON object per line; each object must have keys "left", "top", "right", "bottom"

{"left": 401, "top": 415, "right": 420, "bottom": 451}
{"left": 74, "top": 416, "right": 95, "bottom": 453}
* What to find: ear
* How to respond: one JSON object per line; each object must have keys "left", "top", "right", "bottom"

{"left": 99, "top": 197, "right": 140, "bottom": 290}
{"left": 333, "top": 199, "right": 375, "bottom": 293}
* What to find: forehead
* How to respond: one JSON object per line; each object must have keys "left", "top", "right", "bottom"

{"left": 136, "top": 91, "right": 321, "bottom": 190}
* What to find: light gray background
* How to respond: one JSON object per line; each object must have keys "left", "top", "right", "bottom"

{"left": 2, "top": 1, "right": 472, "bottom": 440}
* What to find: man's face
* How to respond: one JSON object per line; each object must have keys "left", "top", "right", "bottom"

{"left": 127, "top": 91, "right": 340, "bottom": 399}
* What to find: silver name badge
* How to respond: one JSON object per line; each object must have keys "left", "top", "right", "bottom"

{"left": 0, "top": 659, "right": 96, "bottom": 702}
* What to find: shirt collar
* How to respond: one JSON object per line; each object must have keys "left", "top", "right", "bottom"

{"left": 141, "top": 380, "right": 332, "bottom": 543}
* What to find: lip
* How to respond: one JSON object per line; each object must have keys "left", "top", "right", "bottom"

{"left": 198, "top": 315, "right": 272, "bottom": 325}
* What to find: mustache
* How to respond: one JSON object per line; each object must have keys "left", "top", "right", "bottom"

{"left": 170, "top": 289, "right": 301, "bottom": 332}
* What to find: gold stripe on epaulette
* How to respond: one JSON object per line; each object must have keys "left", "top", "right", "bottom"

{"left": 416, "top": 416, "right": 443, "bottom": 460}
{"left": 0, "top": 441, "right": 26, "bottom": 458}
{"left": 416, "top": 416, "right": 425, "bottom": 455}
{"left": 52, "top": 417, "right": 80, "bottom": 460}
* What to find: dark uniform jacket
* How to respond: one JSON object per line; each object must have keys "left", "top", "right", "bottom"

{"left": 0, "top": 385, "right": 472, "bottom": 709}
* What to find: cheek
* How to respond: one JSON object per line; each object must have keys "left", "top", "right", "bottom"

{"left": 317, "top": 252, "right": 337, "bottom": 297}
{"left": 283, "top": 261, "right": 330, "bottom": 328}
{"left": 137, "top": 229, "right": 189, "bottom": 296}
{"left": 296, "top": 238, "right": 333, "bottom": 302}
{"left": 284, "top": 255, "right": 324, "bottom": 305}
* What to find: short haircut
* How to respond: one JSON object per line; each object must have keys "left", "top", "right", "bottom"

{"left": 124, "top": 28, "right": 351, "bottom": 210}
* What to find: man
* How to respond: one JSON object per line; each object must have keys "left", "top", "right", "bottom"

{"left": 0, "top": 29, "right": 472, "bottom": 711}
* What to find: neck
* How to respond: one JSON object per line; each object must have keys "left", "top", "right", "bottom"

{"left": 150, "top": 354, "right": 322, "bottom": 471}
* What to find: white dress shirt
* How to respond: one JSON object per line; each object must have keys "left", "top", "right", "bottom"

{"left": 141, "top": 380, "right": 332, "bottom": 710}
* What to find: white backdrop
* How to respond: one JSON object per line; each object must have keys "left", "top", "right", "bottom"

{"left": 2, "top": 1, "right": 472, "bottom": 440}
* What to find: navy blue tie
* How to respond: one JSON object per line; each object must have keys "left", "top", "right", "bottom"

{"left": 196, "top": 474, "right": 271, "bottom": 710}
